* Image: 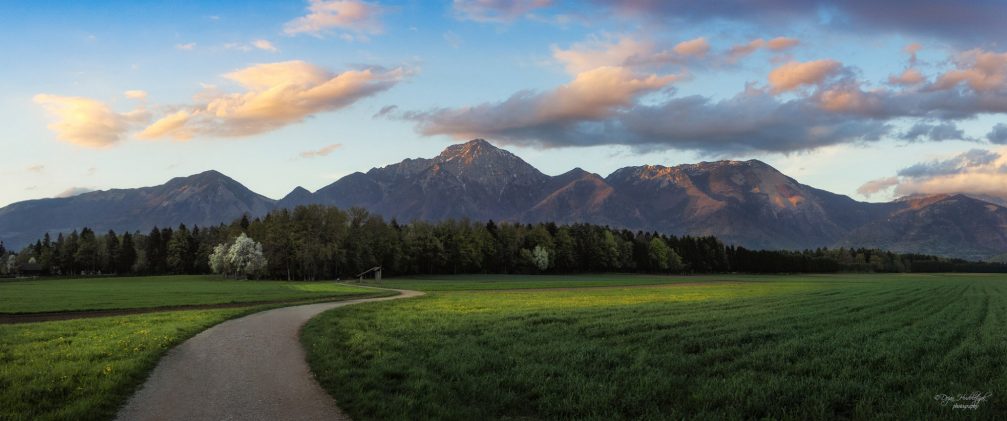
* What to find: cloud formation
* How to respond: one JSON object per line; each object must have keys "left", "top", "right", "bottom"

{"left": 899, "top": 122, "right": 967, "bottom": 142}
{"left": 138, "top": 61, "right": 407, "bottom": 139}
{"left": 988, "top": 124, "right": 1007, "bottom": 144}
{"left": 551, "top": 34, "right": 729, "bottom": 76}
{"left": 55, "top": 187, "right": 95, "bottom": 198}
{"left": 672, "top": 37, "right": 709, "bottom": 57}
{"left": 888, "top": 68, "right": 925, "bottom": 86}
{"left": 727, "top": 37, "right": 800, "bottom": 61}
{"left": 900, "top": 149, "right": 1001, "bottom": 178}
{"left": 768, "top": 60, "right": 842, "bottom": 93}
{"left": 34, "top": 94, "right": 149, "bottom": 148}
{"left": 932, "top": 49, "right": 1007, "bottom": 92}
{"left": 858, "top": 148, "right": 1007, "bottom": 201}
{"left": 402, "top": 30, "right": 1007, "bottom": 155}
{"left": 591, "top": 0, "right": 1007, "bottom": 43}
{"left": 300, "top": 143, "right": 343, "bottom": 158}
{"left": 284, "top": 0, "right": 385, "bottom": 37}
{"left": 124, "top": 90, "right": 148, "bottom": 100}
{"left": 37, "top": 61, "right": 405, "bottom": 146}
{"left": 452, "top": 0, "right": 552, "bottom": 23}
{"left": 551, "top": 35, "right": 654, "bottom": 75}
{"left": 253, "top": 39, "right": 278, "bottom": 52}
{"left": 856, "top": 177, "right": 898, "bottom": 197}
{"left": 406, "top": 66, "right": 677, "bottom": 144}
{"left": 613, "top": 91, "right": 890, "bottom": 153}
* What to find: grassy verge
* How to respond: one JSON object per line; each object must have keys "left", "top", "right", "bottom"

{"left": 0, "top": 275, "right": 378, "bottom": 313}
{"left": 304, "top": 274, "right": 1007, "bottom": 419}
{"left": 0, "top": 286, "right": 392, "bottom": 421}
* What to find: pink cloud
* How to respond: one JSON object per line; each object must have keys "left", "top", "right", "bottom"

{"left": 552, "top": 35, "right": 654, "bottom": 75}
{"left": 300, "top": 143, "right": 343, "bottom": 158}
{"left": 672, "top": 37, "right": 709, "bottom": 57}
{"left": 765, "top": 37, "right": 800, "bottom": 50}
{"left": 139, "top": 61, "right": 408, "bottom": 139}
{"left": 932, "top": 48, "right": 1007, "bottom": 92}
{"left": 283, "top": 0, "right": 385, "bottom": 37}
{"left": 856, "top": 177, "right": 899, "bottom": 197}
{"left": 905, "top": 43, "right": 922, "bottom": 64}
{"left": 888, "top": 68, "right": 925, "bottom": 86}
{"left": 728, "top": 37, "right": 800, "bottom": 61}
{"left": 768, "top": 59, "right": 842, "bottom": 93}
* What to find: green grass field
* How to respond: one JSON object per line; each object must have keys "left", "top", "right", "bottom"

{"left": 0, "top": 309, "right": 250, "bottom": 421}
{"left": 0, "top": 277, "right": 389, "bottom": 421}
{"left": 305, "top": 273, "right": 1007, "bottom": 419}
{"left": 0, "top": 275, "right": 381, "bottom": 313}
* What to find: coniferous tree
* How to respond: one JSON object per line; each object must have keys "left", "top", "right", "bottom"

{"left": 118, "top": 232, "right": 137, "bottom": 274}
{"left": 76, "top": 228, "right": 98, "bottom": 273}
{"left": 145, "top": 227, "right": 163, "bottom": 274}
{"left": 167, "top": 224, "right": 192, "bottom": 273}
{"left": 103, "top": 230, "right": 120, "bottom": 273}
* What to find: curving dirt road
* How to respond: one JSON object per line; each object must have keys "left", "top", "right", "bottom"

{"left": 116, "top": 286, "right": 423, "bottom": 421}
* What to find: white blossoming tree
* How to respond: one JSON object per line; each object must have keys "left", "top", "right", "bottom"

{"left": 209, "top": 233, "right": 267, "bottom": 279}
{"left": 531, "top": 245, "right": 550, "bottom": 271}
{"left": 227, "top": 233, "right": 267, "bottom": 278}
{"left": 208, "top": 243, "right": 230, "bottom": 276}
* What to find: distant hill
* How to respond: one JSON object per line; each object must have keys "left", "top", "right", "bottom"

{"left": 0, "top": 170, "right": 274, "bottom": 246}
{"left": 841, "top": 194, "right": 1007, "bottom": 261}
{"left": 3, "top": 139, "right": 1006, "bottom": 260}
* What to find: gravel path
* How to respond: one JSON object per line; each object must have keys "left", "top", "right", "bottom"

{"left": 116, "top": 287, "right": 423, "bottom": 421}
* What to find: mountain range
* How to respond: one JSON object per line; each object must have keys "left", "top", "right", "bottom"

{"left": 3, "top": 139, "right": 1006, "bottom": 261}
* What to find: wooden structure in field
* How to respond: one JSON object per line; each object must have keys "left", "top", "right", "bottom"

{"left": 357, "top": 266, "right": 382, "bottom": 282}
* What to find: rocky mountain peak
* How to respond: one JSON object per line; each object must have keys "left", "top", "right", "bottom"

{"left": 432, "top": 139, "right": 548, "bottom": 189}
{"left": 164, "top": 170, "right": 239, "bottom": 189}
{"left": 436, "top": 139, "right": 511, "bottom": 164}
{"left": 282, "top": 186, "right": 312, "bottom": 200}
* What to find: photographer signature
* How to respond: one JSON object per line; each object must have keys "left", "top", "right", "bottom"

{"left": 934, "top": 391, "right": 992, "bottom": 410}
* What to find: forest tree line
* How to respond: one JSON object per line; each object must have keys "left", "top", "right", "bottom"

{"left": 2, "top": 204, "right": 1006, "bottom": 279}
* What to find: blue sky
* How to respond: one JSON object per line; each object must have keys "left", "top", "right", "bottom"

{"left": 5, "top": 0, "right": 1007, "bottom": 206}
